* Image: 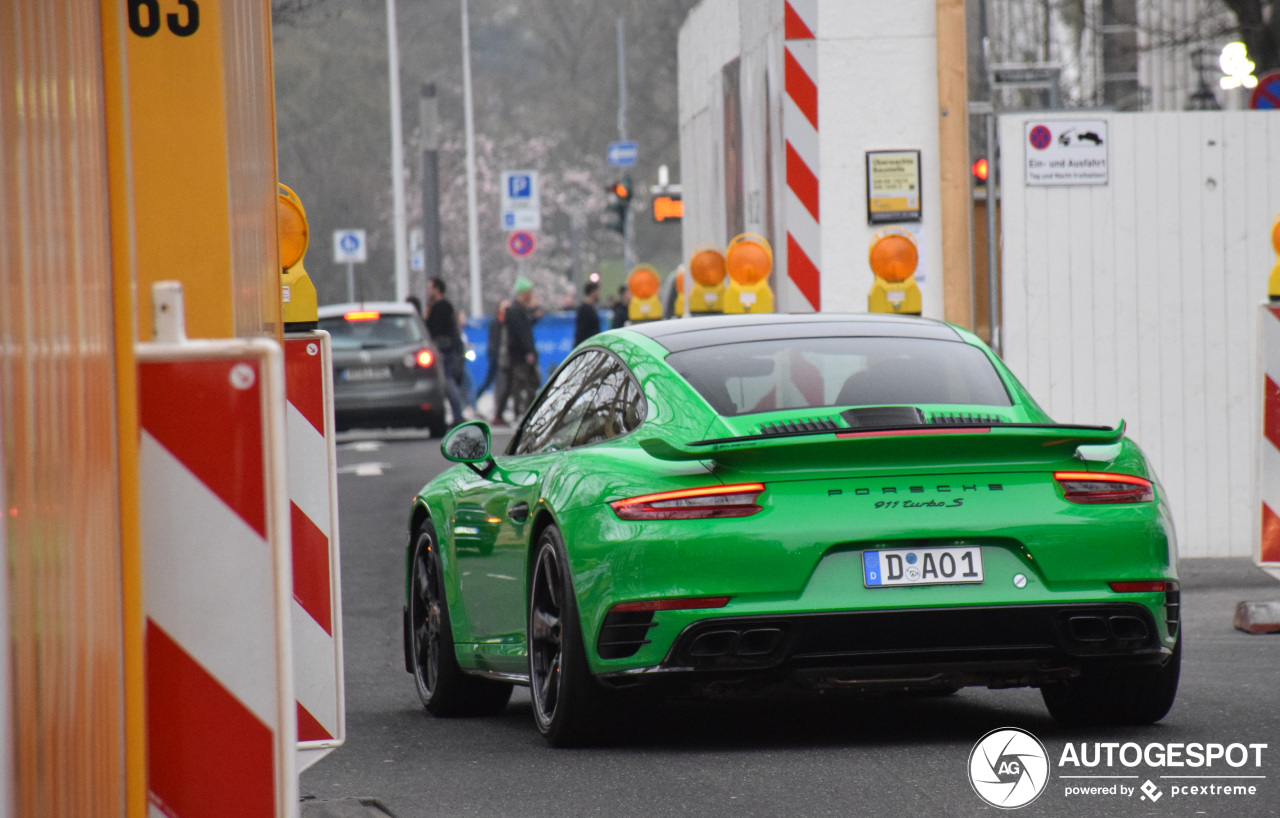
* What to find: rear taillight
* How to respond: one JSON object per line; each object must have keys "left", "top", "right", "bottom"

{"left": 1108, "top": 580, "right": 1176, "bottom": 593}
{"left": 609, "top": 483, "right": 765, "bottom": 520}
{"left": 415, "top": 349, "right": 434, "bottom": 368}
{"left": 609, "top": 596, "right": 731, "bottom": 613}
{"left": 1054, "top": 472, "right": 1153, "bottom": 504}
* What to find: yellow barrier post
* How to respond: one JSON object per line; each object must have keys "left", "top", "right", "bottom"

{"left": 279, "top": 184, "right": 318, "bottom": 331}
{"left": 723, "top": 234, "right": 775, "bottom": 314}
{"left": 1268, "top": 212, "right": 1280, "bottom": 303}
{"left": 688, "top": 245, "right": 727, "bottom": 314}
{"left": 627, "top": 265, "right": 664, "bottom": 322}
{"left": 867, "top": 228, "right": 923, "bottom": 315}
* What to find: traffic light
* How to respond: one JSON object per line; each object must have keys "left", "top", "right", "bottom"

{"left": 605, "top": 175, "right": 632, "bottom": 234}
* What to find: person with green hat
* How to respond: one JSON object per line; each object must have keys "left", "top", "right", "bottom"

{"left": 494, "top": 276, "right": 541, "bottom": 422}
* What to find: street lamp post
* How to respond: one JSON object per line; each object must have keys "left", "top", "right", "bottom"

{"left": 462, "top": 0, "right": 482, "bottom": 317}
{"left": 387, "top": 0, "right": 409, "bottom": 301}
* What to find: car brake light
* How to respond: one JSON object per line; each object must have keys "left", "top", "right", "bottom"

{"left": 609, "top": 483, "right": 765, "bottom": 520}
{"left": 1054, "top": 472, "right": 1153, "bottom": 504}
{"left": 415, "top": 349, "right": 434, "bottom": 368}
{"left": 609, "top": 596, "right": 731, "bottom": 613}
{"left": 1108, "top": 580, "right": 1176, "bottom": 593}
{"left": 344, "top": 310, "right": 380, "bottom": 321}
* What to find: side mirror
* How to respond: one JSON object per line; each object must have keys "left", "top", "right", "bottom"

{"left": 442, "top": 421, "right": 494, "bottom": 475}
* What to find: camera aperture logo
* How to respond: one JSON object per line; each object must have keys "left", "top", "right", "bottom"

{"left": 969, "top": 727, "right": 1051, "bottom": 809}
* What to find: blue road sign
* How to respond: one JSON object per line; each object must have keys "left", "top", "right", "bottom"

{"left": 333, "top": 228, "right": 367, "bottom": 263}
{"left": 1251, "top": 71, "right": 1280, "bottom": 110}
{"left": 507, "top": 173, "right": 533, "bottom": 198}
{"left": 507, "top": 230, "right": 537, "bottom": 259}
{"left": 608, "top": 141, "right": 639, "bottom": 167}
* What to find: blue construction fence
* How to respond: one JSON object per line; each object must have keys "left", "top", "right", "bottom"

{"left": 461, "top": 309, "right": 617, "bottom": 391}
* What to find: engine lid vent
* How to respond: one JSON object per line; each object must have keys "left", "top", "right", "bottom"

{"left": 928, "top": 412, "right": 1005, "bottom": 425}
{"left": 758, "top": 416, "right": 840, "bottom": 436}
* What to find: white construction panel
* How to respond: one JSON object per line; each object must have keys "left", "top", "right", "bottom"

{"left": 817, "top": 32, "right": 942, "bottom": 317}
{"left": 1222, "top": 112, "right": 1254, "bottom": 552}
{"left": 1131, "top": 115, "right": 1164, "bottom": 465}
{"left": 1198, "top": 114, "right": 1230, "bottom": 548}
{"left": 818, "top": 0, "right": 935, "bottom": 40}
{"left": 1000, "top": 111, "right": 1280, "bottom": 558}
{"left": 1109, "top": 116, "right": 1141, "bottom": 443}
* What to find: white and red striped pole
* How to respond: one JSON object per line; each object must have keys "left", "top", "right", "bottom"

{"left": 284, "top": 332, "right": 346, "bottom": 772}
{"left": 1257, "top": 304, "right": 1280, "bottom": 578}
{"left": 783, "top": 0, "right": 820, "bottom": 312}
{"left": 139, "top": 283, "right": 297, "bottom": 818}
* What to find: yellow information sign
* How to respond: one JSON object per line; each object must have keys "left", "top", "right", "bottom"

{"left": 866, "top": 150, "right": 922, "bottom": 224}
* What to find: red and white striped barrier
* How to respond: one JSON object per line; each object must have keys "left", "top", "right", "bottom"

{"left": 139, "top": 284, "right": 296, "bottom": 818}
{"left": 784, "top": 0, "right": 820, "bottom": 312}
{"left": 1258, "top": 304, "right": 1280, "bottom": 577}
{"left": 284, "top": 332, "right": 345, "bottom": 772}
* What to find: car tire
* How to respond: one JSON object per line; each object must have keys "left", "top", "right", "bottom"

{"left": 426, "top": 409, "right": 448, "bottom": 439}
{"left": 1041, "top": 635, "right": 1180, "bottom": 726}
{"left": 528, "top": 525, "right": 611, "bottom": 747}
{"left": 409, "top": 522, "right": 513, "bottom": 717}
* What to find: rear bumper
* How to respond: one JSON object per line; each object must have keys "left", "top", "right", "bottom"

{"left": 333, "top": 377, "right": 444, "bottom": 427}
{"left": 597, "top": 602, "right": 1174, "bottom": 690}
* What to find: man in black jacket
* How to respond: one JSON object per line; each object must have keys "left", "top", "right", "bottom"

{"left": 503, "top": 276, "right": 541, "bottom": 419}
{"left": 574, "top": 280, "right": 601, "bottom": 347}
{"left": 425, "top": 277, "right": 466, "bottom": 429}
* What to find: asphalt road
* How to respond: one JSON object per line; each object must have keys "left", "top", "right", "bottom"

{"left": 302, "top": 431, "right": 1280, "bottom": 818}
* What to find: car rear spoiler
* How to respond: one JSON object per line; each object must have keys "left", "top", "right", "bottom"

{"left": 638, "top": 421, "right": 1128, "bottom": 471}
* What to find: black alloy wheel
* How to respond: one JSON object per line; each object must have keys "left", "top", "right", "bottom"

{"left": 528, "top": 525, "right": 609, "bottom": 746}
{"left": 529, "top": 536, "right": 564, "bottom": 723}
{"left": 409, "top": 522, "right": 512, "bottom": 716}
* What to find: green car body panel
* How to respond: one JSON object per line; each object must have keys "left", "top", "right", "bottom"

{"left": 405, "top": 316, "right": 1177, "bottom": 684}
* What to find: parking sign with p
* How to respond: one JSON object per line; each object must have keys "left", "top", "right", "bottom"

{"left": 500, "top": 170, "right": 541, "bottom": 231}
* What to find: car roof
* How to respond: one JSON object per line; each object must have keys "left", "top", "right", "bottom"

{"left": 623, "top": 313, "right": 962, "bottom": 353}
{"left": 317, "top": 302, "right": 420, "bottom": 318}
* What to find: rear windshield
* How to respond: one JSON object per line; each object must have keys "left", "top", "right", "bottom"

{"left": 319, "top": 313, "right": 426, "bottom": 349}
{"left": 666, "top": 336, "right": 1012, "bottom": 416}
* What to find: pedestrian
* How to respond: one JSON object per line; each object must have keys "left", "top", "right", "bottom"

{"left": 611, "top": 284, "right": 630, "bottom": 330}
{"left": 455, "top": 309, "right": 477, "bottom": 414}
{"left": 425, "top": 277, "right": 467, "bottom": 430}
{"left": 501, "top": 276, "right": 542, "bottom": 420}
{"left": 477, "top": 300, "right": 510, "bottom": 423}
{"left": 574, "top": 280, "right": 602, "bottom": 347}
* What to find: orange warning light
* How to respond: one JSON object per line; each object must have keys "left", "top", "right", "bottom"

{"left": 868, "top": 229, "right": 918, "bottom": 283}
{"left": 653, "top": 195, "right": 684, "bottom": 222}
{"left": 278, "top": 183, "right": 309, "bottom": 270}
{"left": 628, "top": 265, "right": 661, "bottom": 299}
{"left": 725, "top": 234, "right": 773, "bottom": 286}
{"left": 971, "top": 157, "right": 989, "bottom": 182}
{"left": 689, "top": 246, "right": 726, "bottom": 287}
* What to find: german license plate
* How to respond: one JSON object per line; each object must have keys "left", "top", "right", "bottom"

{"left": 342, "top": 365, "right": 392, "bottom": 382}
{"left": 863, "top": 546, "right": 984, "bottom": 588}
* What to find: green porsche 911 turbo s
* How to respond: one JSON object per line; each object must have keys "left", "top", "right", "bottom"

{"left": 402, "top": 313, "right": 1179, "bottom": 746}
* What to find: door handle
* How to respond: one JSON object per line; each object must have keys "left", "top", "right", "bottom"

{"left": 508, "top": 502, "right": 530, "bottom": 523}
